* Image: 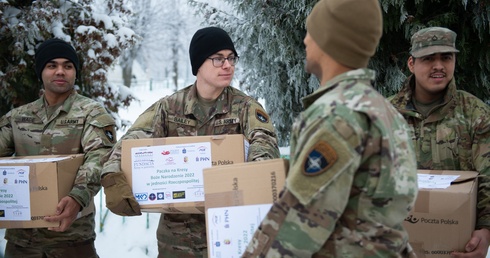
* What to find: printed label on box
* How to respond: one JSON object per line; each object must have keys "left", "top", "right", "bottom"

{"left": 207, "top": 204, "right": 272, "bottom": 258}
{"left": 418, "top": 174, "right": 459, "bottom": 189}
{"left": 131, "top": 142, "right": 211, "bottom": 205}
{"left": 0, "top": 166, "right": 31, "bottom": 221}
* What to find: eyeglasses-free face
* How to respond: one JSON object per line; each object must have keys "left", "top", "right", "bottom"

{"left": 207, "top": 56, "right": 239, "bottom": 67}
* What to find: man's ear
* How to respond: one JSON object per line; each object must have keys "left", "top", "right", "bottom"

{"left": 407, "top": 56, "right": 415, "bottom": 73}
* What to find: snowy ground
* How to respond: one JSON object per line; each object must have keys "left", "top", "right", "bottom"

{"left": 94, "top": 86, "right": 166, "bottom": 257}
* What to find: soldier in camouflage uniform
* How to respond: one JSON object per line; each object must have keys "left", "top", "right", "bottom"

{"left": 390, "top": 27, "right": 490, "bottom": 257}
{"left": 0, "top": 38, "right": 116, "bottom": 257}
{"left": 242, "top": 0, "right": 419, "bottom": 257}
{"left": 101, "top": 26, "right": 280, "bottom": 258}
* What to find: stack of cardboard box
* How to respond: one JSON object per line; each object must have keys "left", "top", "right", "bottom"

{"left": 120, "top": 134, "right": 288, "bottom": 257}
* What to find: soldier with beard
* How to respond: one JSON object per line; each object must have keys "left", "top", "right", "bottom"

{"left": 242, "top": 0, "right": 419, "bottom": 256}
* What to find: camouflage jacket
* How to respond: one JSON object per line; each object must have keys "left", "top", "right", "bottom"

{"left": 243, "top": 69, "right": 418, "bottom": 257}
{"left": 390, "top": 75, "right": 490, "bottom": 229}
{"left": 0, "top": 90, "right": 116, "bottom": 246}
{"left": 102, "top": 83, "right": 280, "bottom": 257}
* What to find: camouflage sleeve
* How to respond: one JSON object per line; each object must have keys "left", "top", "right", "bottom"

{"left": 0, "top": 112, "right": 15, "bottom": 157}
{"left": 472, "top": 104, "right": 490, "bottom": 229}
{"left": 243, "top": 114, "right": 362, "bottom": 257}
{"left": 101, "top": 101, "right": 165, "bottom": 177}
{"left": 68, "top": 107, "right": 117, "bottom": 208}
{"left": 242, "top": 100, "right": 280, "bottom": 161}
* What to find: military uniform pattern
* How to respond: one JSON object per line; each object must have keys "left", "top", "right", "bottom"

{"left": 0, "top": 90, "right": 116, "bottom": 247}
{"left": 242, "top": 69, "right": 418, "bottom": 257}
{"left": 390, "top": 75, "right": 490, "bottom": 229}
{"left": 409, "top": 27, "right": 459, "bottom": 58}
{"left": 102, "top": 83, "right": 280, "bottom": 257}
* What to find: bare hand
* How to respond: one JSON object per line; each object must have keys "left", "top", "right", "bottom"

{"left": 451, "top": 228, "right": 490, "bottom": 258}
{"left": 44, "top": 196, "right": 81, "bottom": 232}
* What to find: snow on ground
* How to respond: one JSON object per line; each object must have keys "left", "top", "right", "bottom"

{"left": 94, "top": 86, "right": 167, "bottom": 257}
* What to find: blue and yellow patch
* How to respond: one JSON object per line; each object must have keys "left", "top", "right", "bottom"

{"left": 302, "top": 141, "right": 337, "bottom": 176}
{"left": 255, "top": 109, "right": 269, "bottom": 123}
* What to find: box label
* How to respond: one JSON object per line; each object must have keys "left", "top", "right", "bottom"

{"left": 207, "top": 204, "right": 272, "bottom": 258}
{"left": 418, "top": 174, "right": 459, "bottom": 189}
{"left": 0, "top": 166, "right": 31, "bottom": 221}
{"left": 131, "top": 142, "right": 211, "bottom": 205}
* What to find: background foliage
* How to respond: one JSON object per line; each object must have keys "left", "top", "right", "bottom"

{"left": 191, "top": 0, "right": 490, "bottom": 146}
{"left": 0, "top": 0, "right": 489, "bottom": 146}
{"left": 0, "top": 0, "right": 136, "bottom": 120}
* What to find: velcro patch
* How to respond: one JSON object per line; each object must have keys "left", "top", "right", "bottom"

{"left": 255, "top": 109, "right": 269, "bottom": 123}
{"left": 56, "top": 118, "right": 84, "bottom": 125}
{"left": 104, "top": 126, "right": 116, "bottom": 143}
{"left": 302, "top": 141, "right": 337, "bottom": 176}
{"left": 287, "top": 125, "right": 356, "bottom": 205}
{"left": 14, "top": 116, "right": 39, "bottom": 124}
{"left": 215, "top": 117, "right": 240, "bottom": 126}
{"left": 168, "top": 115, "right": 196, "bottom": 126}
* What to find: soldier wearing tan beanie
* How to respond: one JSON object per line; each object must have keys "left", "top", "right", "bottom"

{"left": 242, "top": 0, "right": 418, "bottom": 257}
{"left": 306, "top": 0, "right": 382, "bottom": 69}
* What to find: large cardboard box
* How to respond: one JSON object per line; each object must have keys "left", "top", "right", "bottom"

{"left": 0, "top": 154, "right": 92, "bottom": 228}
{"left": 121, "top": 134, "right": 249, "bottom": 213}
{"left": 203, "top": 158, "right": 288, "bottom": 258}
{"left": 404, "top": 170, "right": 478, "bottom": 257}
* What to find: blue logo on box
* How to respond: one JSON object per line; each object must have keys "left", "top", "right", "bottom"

{"left": 149, "top": 193, "right": 156, "bottom": 201}
{"left": 157, "top": 192, "right": 164, "bottom": 200}
{"left": 134, "top": 193, "right": 148, "bottom": 201}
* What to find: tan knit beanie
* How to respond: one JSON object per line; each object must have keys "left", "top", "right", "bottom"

{"left": 306, "top": 0, "right": 383, "bottom": 68}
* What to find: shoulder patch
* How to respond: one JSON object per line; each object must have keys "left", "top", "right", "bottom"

{"left": 255, "top": 109, "right": 269, "bottom": 123}
{"left": 302, "top": 141, "right": 338, "bottom": 176}
{"left": 104, "top": 126, "right": 116, "bottom": 143}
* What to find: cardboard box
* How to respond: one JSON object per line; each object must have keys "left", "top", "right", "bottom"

{"left": 203, "top": 158, "right": 287, "bottom": 209}
{"left": 204, "top": 158, "right": 288, "bottom": 258}
{"left": 404, "top": 170, "right": 478, "bottom": 257}
{"left": 121, "top": 134, "right": 249, "bottom": 213}
{"left": 0, "top": 154, "right": 93, "bottom": 228}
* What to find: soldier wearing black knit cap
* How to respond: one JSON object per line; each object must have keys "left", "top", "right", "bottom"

{"left": 0, "top": 38, "right": 117, "bottom": 257}
{"left": 100, "top": 27, "right": 280, "bottom": 257}
{"left": 35, "top": 38, "right": 80, "bottom": 82}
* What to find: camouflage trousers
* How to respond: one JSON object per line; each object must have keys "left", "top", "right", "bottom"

{"left": 4, "top": 239, "right": 98, "bottom": 258}
{"left": 157, "top": 213, "right": 208, "bottom": 258}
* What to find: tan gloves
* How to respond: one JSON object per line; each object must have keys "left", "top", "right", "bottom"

{"left": 101, "top": 173, "right": 142, "bottom": 216}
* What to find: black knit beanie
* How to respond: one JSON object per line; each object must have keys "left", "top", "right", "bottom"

{"left": 189, "top": 27, "right": 238, "bottom": 76}
{"left": 35, "top": 38, "right": 80, "bottom": 81}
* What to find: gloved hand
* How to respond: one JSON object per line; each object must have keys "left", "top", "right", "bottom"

{"left": 101, "top": 173, "right": 142, "bottom": 216}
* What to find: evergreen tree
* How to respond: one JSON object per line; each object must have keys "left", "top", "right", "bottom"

{"left": 190, "top": 0, "right": 490, "bottom": 146}
{"left": 0, "top": 0, "right": 137, "bottom": 123}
